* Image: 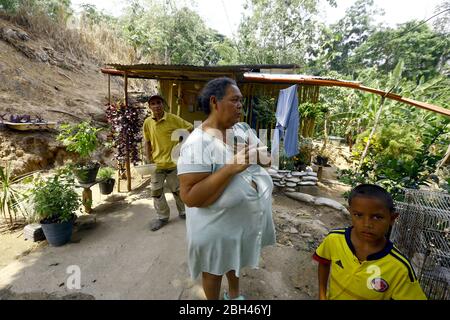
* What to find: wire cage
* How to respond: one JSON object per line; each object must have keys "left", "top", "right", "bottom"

{"left": 391, "top": 189, "right": 450, "bottom": 300}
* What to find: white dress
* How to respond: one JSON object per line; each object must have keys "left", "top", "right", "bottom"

{"left": 177, "top": 122, "right": 276, "bottom": 279}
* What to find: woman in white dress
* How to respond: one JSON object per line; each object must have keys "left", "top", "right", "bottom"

{"left": 177, "top": 77, "right": 276, "bottom": 300}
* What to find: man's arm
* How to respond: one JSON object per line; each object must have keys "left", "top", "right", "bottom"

{"left": 176, "top": 116, "right": 194, "bottom": 132}
{"left": 144, "top": 141, "right": 153, "bottom": 163}
{"left": 318, "top": 263, "right": 330, "bottom": 300}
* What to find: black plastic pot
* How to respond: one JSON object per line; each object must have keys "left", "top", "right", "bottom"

{"left": 74, "top": 162, "right": 100, "bottom": 184}
{"left": 316, "top": 156, "right": 329, "bottom": 166}
{"left": 99, "top": 178, "right": 115, "bottom": 195}
{"left": 41, "top": 220, "right": 73, "bottom": 246}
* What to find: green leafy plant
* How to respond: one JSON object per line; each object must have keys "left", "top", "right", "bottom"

{"left": 32, "top": 172, "right": 80, "bottom": 223}
{"left": 97, "top": 167, "right": 115, "bottom": 180}
{"left": 252, "top": 96, "right": 276, "bottom": 127}
{"left": 339, "top": 118, "right": 449, "bottom": 200}
{"left": 296, "top": 137, "right": 314, "bottom": 166}
{"left": 298, "top": 102, "right": 328, "bottom": 138}
{"left": 0, "top": 164, "right": 36, "bottom": 227}
{"left": 57, "top": 122, "right": 101, "bottom": 162}
{"left": 279, "top": 153, "right": 296, "bottom": 171}
{"left": 314, "top": 143, "right": 333, "bottom": 159}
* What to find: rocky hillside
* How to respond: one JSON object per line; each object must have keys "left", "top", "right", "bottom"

{"left": 0, "top": 18, "right": 125, "bottom": 175}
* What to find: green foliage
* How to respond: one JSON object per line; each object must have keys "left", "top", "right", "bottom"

{"left": 57, "top": 122, "right": 101, "bottom": 160}
{"left": 0, "top": 0, "right": 20, "bottom": 12}
{"left": 340, "top": 118, "right": 449, "bottom": 200}
{"left": 350, "top": 22, "right": 450, "bottom": 81}
{"left": 118, "top": 1, "right": 236, "bottom": 65}
{"left": 297, "top": 137, "right": 313, "bottom": 165}
{"left": 279, "top": 153, "right": 296, "bottom": 171}
{"left": 0, "top": 0, "right": 72, "bottom": 20}
{"left": 32, "top": 172, "right": 80, "bottom": 223}
{"left": 79, "top": 3, "right": 117, "bottom": 26}
{"left": 299, "top": 102, "right": 328, "bottom": 138}
{"left": 97, "top": 167, "right": 115, "bottom": 180}
{"left": 237, "top": 0, "right": 335, "bottom": 65}
{"left": 0, "top": 164, "right": 36, "bottom": 226}
{"left": 432, "top": 1, "right": 450, "bottom": 35}
{"left": 252, "top": 96, "right": 276, "bottom": 127}
{"left": 311, "top": 0, "right": 382, "bottom": 75}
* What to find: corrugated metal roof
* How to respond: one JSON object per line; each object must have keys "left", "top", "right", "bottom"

{"left": 105, "top": 63, "right": 299, "bottom": 73}
{"left": 100, "top": 65, "right": 449, "bottom": 117}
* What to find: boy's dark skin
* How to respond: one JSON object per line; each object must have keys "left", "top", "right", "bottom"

{"left": 318, "top": 195, "right": 399, "bottom": 300}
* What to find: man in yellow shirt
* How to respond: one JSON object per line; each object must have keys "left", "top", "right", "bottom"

{"left": 143, "top": 94, "right": 193, "bottom": 231}
{"left": 313, "top": 184, "right": 427, "bottom": 300}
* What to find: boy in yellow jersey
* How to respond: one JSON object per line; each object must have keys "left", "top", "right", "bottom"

{"left": 313, "top": 184, "right": 427, "bottom": 300}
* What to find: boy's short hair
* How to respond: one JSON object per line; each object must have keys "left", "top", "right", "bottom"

{"left": 348, "top": 184, "right": 395, "bottom": 213}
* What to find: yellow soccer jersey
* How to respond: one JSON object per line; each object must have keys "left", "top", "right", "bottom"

{"left": 313, "top": 227, "right": 427, "bottom": 300}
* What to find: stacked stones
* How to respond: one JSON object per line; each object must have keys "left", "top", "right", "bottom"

{"left": 268, "top": 167, "right": 319, "bottom": 192}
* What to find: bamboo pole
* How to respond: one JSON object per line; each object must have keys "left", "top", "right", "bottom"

{"left": 177, "top": 82, "right": 182, "bottom": 116}
{"left": 124, "top": 73, "right": 131, "bottom": 192}
{"left": 108, "top": 74, "right": 111, "bottom": 105}
{"left": 169, "top": 82, "right": 174, "bottom": 114}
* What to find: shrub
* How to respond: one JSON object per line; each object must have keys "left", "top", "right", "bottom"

{"left": 32, "top": 172, "right": 80, "bottom": 223}
{"left": 57, "top": 122, "right": 101, "bottom": 161}
{"left": 97, "top": 167, "right": 115, "bottom": 180}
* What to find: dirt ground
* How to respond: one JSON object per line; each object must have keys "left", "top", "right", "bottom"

{"left": 0, "top": 165, "right": 351, "bottom": 300}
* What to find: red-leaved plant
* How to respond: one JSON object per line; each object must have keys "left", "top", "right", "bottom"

{"left": 105, "top": 102, "right": 145, "bottom": 165}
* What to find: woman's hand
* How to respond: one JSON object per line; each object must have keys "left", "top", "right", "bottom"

{"left": 227, "top": 144, "right": 251, "bottom": 174}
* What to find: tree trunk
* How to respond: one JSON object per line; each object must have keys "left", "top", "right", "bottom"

{"left": 358, "top": 97, "right": 386, "bottom": 171}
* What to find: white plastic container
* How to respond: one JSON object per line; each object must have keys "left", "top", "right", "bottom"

{"left": 133, "top": 163, "right": 157, "bottom": 177}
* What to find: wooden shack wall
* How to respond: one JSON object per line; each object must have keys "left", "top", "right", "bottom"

{"left": 158, "top": 80, "right": 320, "bottom": 131}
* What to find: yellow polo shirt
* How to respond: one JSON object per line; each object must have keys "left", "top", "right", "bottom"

{"left": 143, "top": 112, "right": 193, "bottom": 170}
{"left": 313, "top": 227, "right": 427, "bottom": 300}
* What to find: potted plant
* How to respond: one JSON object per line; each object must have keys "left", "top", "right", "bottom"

{"left": 97, "top": 167, "right": 115, "bottom": 195}
{"left": 57, "top": 121, "right": 102, "bottom": 184}
{"left": 32, "top": 172, "right": 80, "bottom": 246}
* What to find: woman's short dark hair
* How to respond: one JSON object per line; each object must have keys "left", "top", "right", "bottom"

{"left": 197, "top": 77, "right": 237, "bottom": 115}
{"left": 348, "top": 184, "right": 395, "bottom": 213}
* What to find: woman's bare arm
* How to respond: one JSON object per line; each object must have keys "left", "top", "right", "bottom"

{"left": 180, "top": 146, "right": 251, "bottom": 207}
{"left": 179, "top": 165, "right": 239, "bottom": 207}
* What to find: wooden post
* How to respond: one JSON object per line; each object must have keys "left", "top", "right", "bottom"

{"left": 108, "top": 74, "right": 111, "bottom": 105}
{"left": 124, "top": 73, "right": 131, "bottom": 192}
{"left": 117, "top": 161, "right": 121, "bottom": 192}
{"left": 126, "top": 152, "right": 131, "bottom": 192}
{"left": 177, "top": 82, "right": 182, "bottom": 116}
{"left": 317, "top": 166, "right": 323, "bottom": 181}
{"left": 82, "top": 188, "right": 92, "bottom": 214}
{"left": 169, "top": 82, "right": 174, "bottom": 114}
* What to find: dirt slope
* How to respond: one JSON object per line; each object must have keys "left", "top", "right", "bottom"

{"left": 0, "top": 18, "right": 125, "bottom": 174}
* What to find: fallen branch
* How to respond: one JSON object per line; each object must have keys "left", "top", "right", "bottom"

{"left": 48, "top": 109, "right": 84, "bottom": 121}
